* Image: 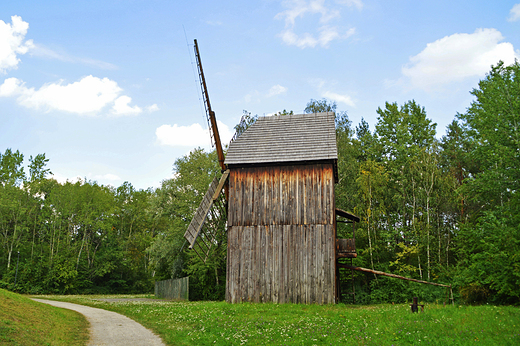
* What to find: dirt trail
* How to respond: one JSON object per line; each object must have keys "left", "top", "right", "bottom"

{"left": 32, "top": 298, "right": 165, "bottom": 346}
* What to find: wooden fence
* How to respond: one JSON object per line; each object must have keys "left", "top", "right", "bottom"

{"left": 155, "top": 277, "right": 189, "bottom": 300}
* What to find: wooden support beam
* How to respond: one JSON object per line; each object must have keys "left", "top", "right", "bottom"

{"left": 213, "top": 170, "right": 230, "bottom": 200}
{"left": 337, "top": 264, "right": 451, "bottom": 288}
{"left": 335, "top": 208, "right": 360, "bottom": 222}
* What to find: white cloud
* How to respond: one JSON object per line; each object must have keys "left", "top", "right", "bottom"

{"left": 5, "top": 75, "right": 120, "bottom": 113}
{"left": 147, "top": 104, "right": 160, "bottom": 112}
{"left": 112, "top": 95, "right": 142, "bottom": 116}
{"left": 276, "top": 0, "right": 340, "bottom": 27}
{"left": 267, "top": 84, "right": 288, "bottom": 97}
{"left": 49, "top": 173, "right": 82, "bottom": 185}
{"left": 344, "top": 27, "right": 356, "bottom": 38}
{"left": 156, "top": 123, "right": 208, "bottom": 147}
{"left": 275, "top": 0, "right": 360, "bottom": 48}
{"left": 156, "top": 121, "right": 233, "bottom": 148}
{"left": 279, "top": 29, "right": 318, "bottom": 48}
{"left": 322, "top": 90, "right": 355, "bottom": 107}
{"left": 0, "top": 77, "right": 24, "bottom": 96}
{"left": 0, "top": 16, "right": 146, "bottom": 116}
{"left": 402, "top": 28, "right": 520, "bottom": 92}
{"left": 0, "top": 75, "right": 151, "bottom": 115}
{"left": 30, "top": 43, "right": 118, "bottom": 70}
{"left": 337, "top": 0, "right": 363, "bottom": 10}
{"left": 1, "top": 16, "right": 116, "bottom": 71}
{"left": 245, "top": 85, "right": 287, "bottom": 102}
{"left": 0, "top": 15, "right": 34, "bottom": 73}
{"left": 508, "top": 4, "right": 520, "bottom": 22}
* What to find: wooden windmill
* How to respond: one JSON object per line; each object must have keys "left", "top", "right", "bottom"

{"left": 184, "top": 40, "right": 359, "bottom": 304}
{"left": 224, "top": 113, "right": 360, "bottom": 304}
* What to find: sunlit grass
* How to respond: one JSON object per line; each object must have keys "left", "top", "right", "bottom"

{"left": 0, "top": 289, "right": 88, "bottom": 346}
{"left": 38, "top": 294, "right": 520, "bottom": 345}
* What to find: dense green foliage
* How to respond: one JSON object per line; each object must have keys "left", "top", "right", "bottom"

{"left": 1, "top": 61, "right": 519, "bottom": 304}
{"left": 453, "top": 61, "right": 520, "bottom": 304}
{"left": 0, "top": 171, "right": 157, "bottom": 294}
{"left": 44, "top": 295, "right": 520, "bottom": 345}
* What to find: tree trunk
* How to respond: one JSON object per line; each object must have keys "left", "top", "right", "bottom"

{"left": 438, "top": 217, "right": 442, "bottom": 268}
{"left": 411, "top": 175, "right": 422, "bottom": 279}
{"left": 7, "top": 247, "right": 12, "bottom": 270}
{"left": 426, "top": 195, "right": 430, "bottom": 281}
{"left": 77, "top": 228, "right": 87, "bottom": 271}
{"left": 366, "top": 174, "right": 376, "bottom": 280}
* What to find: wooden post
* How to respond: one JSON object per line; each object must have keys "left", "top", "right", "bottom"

{"left": 338, "top": 264, "right": 451, "bottom": 288}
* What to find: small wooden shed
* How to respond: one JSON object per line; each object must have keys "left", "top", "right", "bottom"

{"left": 224, "top": 112, "right": 339, "bottom": 304}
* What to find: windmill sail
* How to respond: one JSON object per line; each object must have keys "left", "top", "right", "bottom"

{"left": 184, "top": 39, "right": 229, "bottom": 262}
{"left": 194, "top": 39, "right": 226, "bottom": 172}
{"left": 184, "top": 170, "right": 229, "bottom": 262}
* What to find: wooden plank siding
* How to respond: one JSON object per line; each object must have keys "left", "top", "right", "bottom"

{"left": 226, "top": 163, "right": 336, "bottom": 304}
{"left": 228, "top": 164, "right": 335, "bottom": 227}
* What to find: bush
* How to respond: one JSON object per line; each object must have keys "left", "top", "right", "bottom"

{"left": 460, "top": 283, "right": 490, "bottom": 305}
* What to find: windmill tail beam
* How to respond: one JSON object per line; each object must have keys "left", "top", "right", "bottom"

{"left": 337, "top": 264, "right": 451, "bottom": 288}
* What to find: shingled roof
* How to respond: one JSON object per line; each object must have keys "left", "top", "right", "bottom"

{"left": 225, "top": 112, "right": 337, "bottom": 165}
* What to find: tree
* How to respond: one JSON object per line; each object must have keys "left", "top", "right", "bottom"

{"left": 232, "top": 110, "right": 258, "bottom": 140}
{"left": 335, "top": 107, "right": 357, "bottom": 211}
{"left": 0, "top": 149, "right": 30, "bottom": 273}
{"left": 0, "top": 149, "right": 25, "bottom": 186}
{"left": 457, "top": 60, "right": 520, "bottom": 213}
{"left": 356, "top": 160, "right": 388, "bottom": 272}
{"left": 232, "top": 109, "right": 294, "bottom": 142}
{"left": 304, "top": 98, "right": 337, "bottom": 114}
{"left": 148, "top": 148, "right": 225, "bottom": 299}
{"left": 275, "top": 109, "right": 294, "bottom": 116}
{"left": 454, "top": 61, "right": 520, "bottom": 304}
{"left": 440, "top": 120, "right": 478, "bottom": 222}
{"left": 374, "top": 100, "right": 438, "bottom": 280}
{"left": 28, "top": 154, "right": 51, "bottom": 182}
{"left": 354, "top": 118, "right": 379, "bottom": 162}
{"left": 375, "top": 100, "right": 437, "bottom": 162}
{"left": 0, "top": 183, "right": 29, "bottom": 270}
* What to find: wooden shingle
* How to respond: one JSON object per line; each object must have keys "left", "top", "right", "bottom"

{"left": 225, "top": 112, "right": 337, "bottom": 165}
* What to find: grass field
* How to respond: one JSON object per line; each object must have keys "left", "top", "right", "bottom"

{"left": 38, "top": 294, "right": 520, "bottom": 345}
{"left": 0, "top": 289, "right": 89, "bottom": 346}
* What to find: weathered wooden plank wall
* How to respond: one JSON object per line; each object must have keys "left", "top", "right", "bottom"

{"left": 226, "top": 164, "right": 336, "bottom": 304}
{"left": 227, "top": 164, "right": 335, "bottom": 226}
{"left": 155, "top": 277, "right": 189, "bottom": 300}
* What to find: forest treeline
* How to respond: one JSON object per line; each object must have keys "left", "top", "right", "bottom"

{"left": 1, "top": 61, "right": 519, "bottom": 304}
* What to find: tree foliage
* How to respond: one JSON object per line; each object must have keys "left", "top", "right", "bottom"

{"left": 453, "top": 61, "right": 520, "bottom": 303}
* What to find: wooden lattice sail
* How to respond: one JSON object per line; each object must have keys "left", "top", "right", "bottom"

{"left": 184, "top": 170, "right": 229, "bottom": 262}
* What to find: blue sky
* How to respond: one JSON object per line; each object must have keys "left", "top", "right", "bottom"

{"left": 1, "top": 1, "right": 519, "bottom": 189}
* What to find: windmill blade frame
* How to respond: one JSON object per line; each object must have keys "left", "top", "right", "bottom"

{"left": 184, "top": 170, "right": 229, "bottom": 262}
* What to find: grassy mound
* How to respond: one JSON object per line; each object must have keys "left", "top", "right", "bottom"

{"left": 0, "top": 289, "right": 89, "bottom": 346}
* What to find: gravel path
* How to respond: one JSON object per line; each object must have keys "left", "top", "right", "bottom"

{"left": 32, "top": 298, "right": 165, "bottom": 346}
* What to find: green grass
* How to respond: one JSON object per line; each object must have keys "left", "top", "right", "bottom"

{"left": 36, "top": 294, "right": 520, "bottom": 345}
{"left": 0, "top": 289, "right": 89, "bottom": 346}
